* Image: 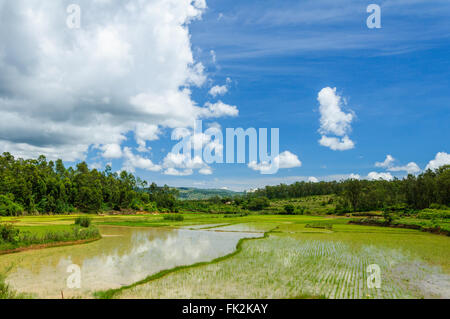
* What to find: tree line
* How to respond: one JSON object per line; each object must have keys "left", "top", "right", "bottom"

{"left": 0, "top": 153, "right": 177, "bottom": 216}
{"left": 250, "top": 166, "right": 450, "bottom": 212}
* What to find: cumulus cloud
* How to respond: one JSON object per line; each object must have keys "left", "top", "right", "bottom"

{"left": 375, "top": 155, "right": 395, "bottom": 168}
{"left": 318, "top": 87, "right": 353, "bottom": 136}
{"left": 317, "top": 87, "right": 355, "bottom": 151}
{"left": 348, "top": 173, "right": 361, "bottom": 180}
{"left": 375, "top": 154, "right": 421, "bottom": 174}
{"left": 0, "top": 0, "right": 232, "bottom": 162}
{"left": 426, "top": 152, "right": 450, "bottom": 170}
{"left": 388, "top": 162, "right": 421, "bottom": 174}
{"left": 200, "top": 101, "right": 239, "bottom": 118}
{"left": 162, "top": 153, "right": 212, "bottom": 176}
{"left": 367, "top": 172, "right": 394, "bottom": 181}
{"left": 100, "top": 144, "right": 123, "bottom": 159}
{"left": 308, "top": 176, "right": 319, "bottom": 183}
{"left": 122, "top": 147, "right": 161, "bottom": 173}
{"left": 319, "top": 136, "right": 355, "bottom": 151}
{"left": 209, "top": 85, "right": 228, "bottom": 97}
{"left": 248, "top": 151, "right": 302, "bottom": 173}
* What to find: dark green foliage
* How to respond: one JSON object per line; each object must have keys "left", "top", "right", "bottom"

{"left": 0, "top": 224, "right": 20, "bottom": 243}
{"left": 246, "top": 197, "right": 270, "bottom": 211}
{"left": 163, "top": 214, "right": 184, "bottom": 221}
{"left": 74, "top": 216, "right": 92, "bottom": 228}
{"left": 0, "top": 194, "right": 24, "bottom": 216}
{"left": 284, "top": 204, "right": 295, "bottom": 214}
{"left": 251, "top": 166, "right": 450, "bottom": 213}
{"left": 147, "top": 183, "right": 178, "bottom": 210}
{"left": 0, "top": 153, "right": 172, "bottom": 215}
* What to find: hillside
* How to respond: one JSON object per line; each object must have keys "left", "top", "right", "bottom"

{"left": 176, "top": 187, "right": 243, "bottom": 200}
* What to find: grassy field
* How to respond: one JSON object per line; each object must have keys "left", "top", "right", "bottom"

{"left": 0, "top": 216, "right": 100, "bottom": 253}
{"left": 1, "top": 213, "right": 449, "bottom": 299}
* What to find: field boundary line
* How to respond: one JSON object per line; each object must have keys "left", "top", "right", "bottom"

{"left": 94, "top": 228, "right": 277, "bottom": 299}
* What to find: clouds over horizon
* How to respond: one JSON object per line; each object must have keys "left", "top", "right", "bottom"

{"left": 0, "top": 0, "right": 232, "bottom": 165}
{"left": 374, "top": 154, "right": 421, "bottom": 175}
{"left": 426, "top": 152, "right": 450, "bottom": 171}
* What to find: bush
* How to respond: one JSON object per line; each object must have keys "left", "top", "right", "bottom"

{"left": 430, "top": 203, "right": 449, "bottom": 210}
{"left": 0, "top": 195, "right": 24, "bottom": 216}
{"left": 163, "top": 214, "right": 184, "bottom": 221}
{"left": 284, "top": 204, "right": 295, "bottom": 214}
{"left": 0, "top": 224, "right": 20, "bottom": 243}
{"left": 143, "top": 202, "right": 158, "bottom": 212}
{"left": 246, "top": 197, "right": 270, "bottom": 211}
{"left": 74, "top": 216, "right": 92, "bottom": 228}
{"left": 417, "top": 209, "right": 450, "bottom": 219}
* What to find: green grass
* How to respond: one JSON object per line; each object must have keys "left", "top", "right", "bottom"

{"left": 0, "top": 222, "right": 101, "bottom": 253}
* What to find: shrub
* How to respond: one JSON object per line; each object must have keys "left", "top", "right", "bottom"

{"left": 246, "top": 197, "right": 270, "bottom": 211}
{"left": 284, "top": 204, "right": 295, "bottom": 214}
{"left": 0, "top": 224, "right": 20, "bottom": 243}
{"left": 417, "top": 209, "right": 450, "bottom": 219}
{"left": 74, "top": 216, "right": 92, "bottom": 228}
{"left": 143, "top": 202, "right": 157, "bottom": 212}
{"left": 0, "top": 195, "right": 24, "bottom": 216}
{"left": 163, "top": 214, "right": 184, "bottom": 221}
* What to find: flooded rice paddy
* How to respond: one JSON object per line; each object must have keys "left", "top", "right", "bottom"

{"left": 0, "top": 226, "right": 260, "bottom": 298}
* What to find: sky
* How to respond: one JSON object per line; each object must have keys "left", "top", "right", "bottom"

{"left": 0, "top": 0, "right": 449, "bottom": 191}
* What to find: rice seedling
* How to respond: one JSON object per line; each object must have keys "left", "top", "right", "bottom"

{"left": 116, "top": 226, "right": 450, "bottom": 299}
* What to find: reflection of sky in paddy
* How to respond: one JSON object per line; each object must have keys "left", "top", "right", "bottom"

{"left": 0, "top": 226, "right": 259, "bottom": 298}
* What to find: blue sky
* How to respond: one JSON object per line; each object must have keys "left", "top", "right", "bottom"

{"left": 1, "top": 0, "right": 449, "bottom": 190}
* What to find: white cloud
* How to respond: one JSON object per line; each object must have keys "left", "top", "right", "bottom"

{"left": 319, "top": 135, "right": 355, "bottom": 151}
{"left": 0, "top": 1, "right": 230, "bottom": 162}
{"left": 100, "top": 144, "right": 123, "bottom": 159}
{"left": 318, "top": 87, "right": 353, "bottom": 136}
{"left": 210, "top": 50, "right": 217, "bottom": 64}
{"left": 375, "top": 154, "right": 421, "bottom": 174}
{"left": 367, "top": 172, "right": 394, "bottom": 181}
{"left": 163, "top": 168, "right": 194, "bottom": 176}
{"left": 201, "top": 101, "right": 239, "bottom": 118}
{"left": 426, "top": 152, "right": 450, "bottom": 170}
{"left": 348, "top": 173, "right": 361, "bottom": 180}
{"left": 209, "top": 85, "right": 228, "bottom": 97}
{"left": 375, "top": 155, "right": 395, "bottom": 168}
{"left": 308, "top": 176, "right": 319, "bottom": 183}
{"left": 277, "top": 151, "right": 302, "bottom": 169}
{"left": 388, "top": 162, "right": 421, "bottom": 174}
{"left": 199, "top": 167, "right": 213, "bottom": 175}
{"left": 317, "top": 87, "right": 355, "bottom": 151}
{"left": 162, "top": 152, "right": 212, "bottom": 176}
{"left": 135, "top": 124, "right": 160, "bottom": 153}
{"left": 122, "top": 147, "right": 161, "bottom": 173}
{"left": 248, "top": 151, "right": 302, "bottom": 173}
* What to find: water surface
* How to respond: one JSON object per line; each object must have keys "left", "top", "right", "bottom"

{"left": 0, "top": 225, "right": 259, "bottom": 298}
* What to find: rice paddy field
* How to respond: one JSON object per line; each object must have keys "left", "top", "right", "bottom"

{"left": 1, "top": 213, "right": 449, "bottom": 299}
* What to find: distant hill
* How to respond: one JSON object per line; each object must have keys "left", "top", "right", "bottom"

{"left": 176, "top": 187, "right": 243, "bottom": 200}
